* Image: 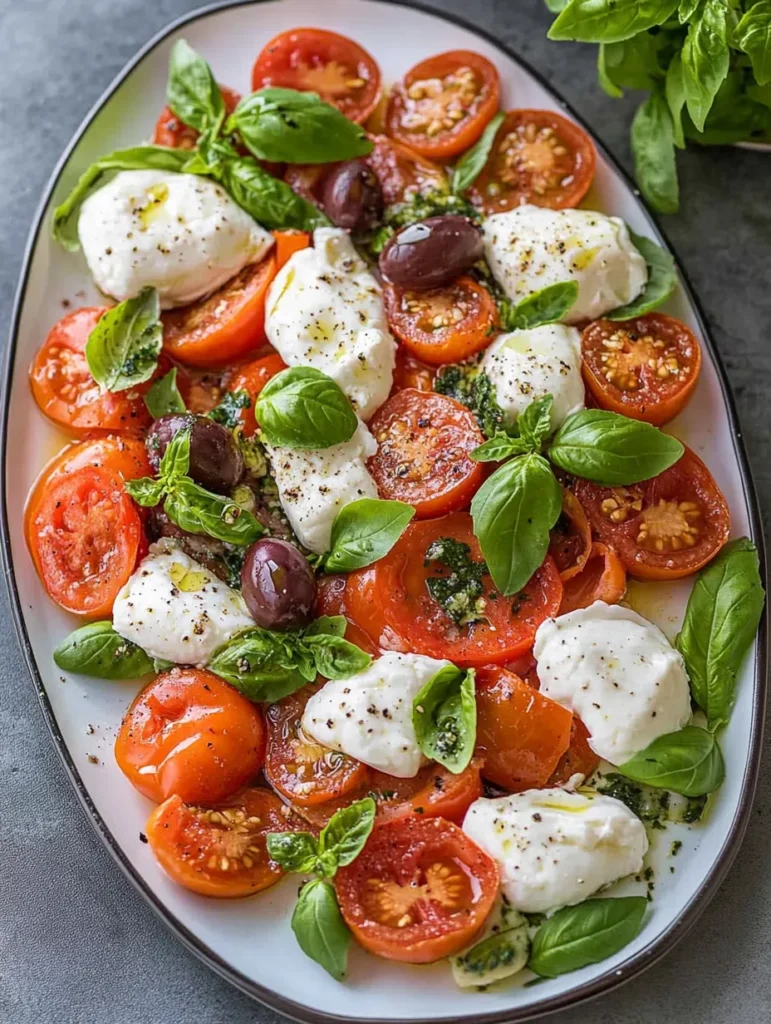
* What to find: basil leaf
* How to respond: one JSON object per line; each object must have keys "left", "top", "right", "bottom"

{"left": 318, "top": 797, "right": 376, "bottom": 868}
{"left": 85, "top": 288, "right": 162, "bottom": 392}
{"left": 208, "top": 630, "right": 304, "bottom": 701}
{"left": 471, "top": 433, "right": 530, "bottom": 463}
{"left": 675, "top": 538, "right": 765, "bottom": 731}
{"left": 618, "top": 726, "right": 725, "bottom": 796}
{"left": 304, "top": 634, "right": 373, "bottom": 679}
{"left": 679, "top": 0, "right": 700, "bottom": 21}
{"left": 548, "top": 0, "right": 678, "bottom": 43}
{"left": 544, "top": 0, "right": 569, "bottom": 12}
{"left": 167, "top": 39, "right": 225, "bottom": 134}
{"left": 53, "top": 621, "right": 154, "bottom": 679}
{"left": 689, "top": 71, "right": 771, "bottom": 145}
{"left": 607, "top": 231, "right": 677, "bottom": 320}
{"left": 598, "top": 35, "right": 662, "bottom": 95}
{"left": 291, "top": 879, "right": 350, "bottom": 981}
{"left": 124, "top": 477, "right": 165, "bottom": 507}
{"left": 165, "top": 478, "right": 264, "bottom": 545}
{"left": 230, "top": 88, "right": 373, "bottom": 164}
{"left": 52, "top": 145, "right": 190, "bottom": 250}
{"left": 159, "top": 427, "right": 192, "bottom": 482}
{"left": 681, "top": 0, "right": 730, "bottom": 132}
{"left": 529, "top": 897, "right": 647, "bottom": 978}
{"left": 452, "top": 111, "right": 505, "bottom": 193}
{"left": 500, "top": 281, "right": 578, "bottom": 331}
{"left": 221, "top": 157, "right": 330, "bottom": 231}
{"left": 736, "top": 2, "right": 771, "bottom": 86}
{"left": 144, "top": 368, "right": 186, "bottom": 418}
{"left": 306, "top": 615, "right": 347, "bottom": 638}
{"left": 666, "top": 54, "right": 687, "bottom": 149}
{"left": 266, "top": 831, "right": 320, "bottom": 874}
{"left": 256, "top": 367, "right": 358, "bottom": 449}
{"left": 548, "top": 409, "right": 684, "bottom": 485}
{"left": 631, "top": 90, "right": 679, "bottom": 215}
{"left": 518, "top": 394, "right": 555, "bottom": 451}
{"left": 597, "top": 44, "right": 623, "bottom": 98}
{"left": 208, "top": 389, "right": 250, "bottom": 429}
{"left": 324, "top": 498, "right": 415, "bottom": 572}
{"left": 471, "top": 453, "right": 562, "bottom": 596}
{"left": 413, "top": 666, "right": 476, "bottom": 773}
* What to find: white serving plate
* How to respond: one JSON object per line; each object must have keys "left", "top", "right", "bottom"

{"left": 2, "top": 1, "right": 767, "bottom": 1021}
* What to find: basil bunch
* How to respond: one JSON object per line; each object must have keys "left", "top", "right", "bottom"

{"left": 53, "top": 621, "right": 154, "bottom": 679}
{"left": 546, "top": 0, "right": 771, "bottom": 213}
{"left": 207, "top": 615, "right": 372, "bottom": 702}
{"left": 85, "top": 288, "right": 163, "bottom": 393}
{"left": 267, "top": 798, "right": 376, "bottom": 979}
{"left": 256, "top": 367, "right": 358, "bottom": 449}
{"left": 125, "top": 428, "right": 263, "bottom": 545}
{"left": 413, "top": 665, "right": 476, "bottom": 773}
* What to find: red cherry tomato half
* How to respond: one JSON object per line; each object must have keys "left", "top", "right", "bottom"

{"left": 391, "top": 347, "right": 436, "bottom": 394}
{"left": 365, "top": 134, "right": 448, "bottom": 205}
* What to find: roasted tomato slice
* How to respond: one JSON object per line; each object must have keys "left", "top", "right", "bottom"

{"left": 146, "top": 787, "right": 295, "bottom": 897}
{"left": 383, "top": 277, "right": 498, "bottom": 366}
{"left": 366, "top": 134, "right": 448, "bottom": 205}
{"left": 315, "top": 573, "right": 381, "bottom": 657}
{"left": 30, "top": 307, "right": 156, "bottom": 435}
{"left": 115, "top": 668, "right": 266, "bottom": 804}
{"left": 335, "top": 815, "right": 498, "bottom": 963}
{"left": 251, "top": 28, "right": 381, "bottom": 123}
{"left": 350, "top": 512, "right": 563, "bottom": 666}
{"left": 548, "top": 718, "right": 601, "bottom": 786}
{"left": 575, "top": 446, "right": 730, "bottom": 580}
{"left": 469, "top": 109, "right": 596, "bottom": 213}
{"left": 152, "top": 84, "right": 241, "bottom": 149}
{"left": 475, "top": 667, "right": 572, "bottom": 791}
{"left": 548, "top": 487, "right": 592, "bottom": 582}
{"left": 559, "top": 541, "right": 627, "bottom": 614}
{"left": 386, "top": 51, "right": 500, "bottom": 160}
{"left": 367, "top": 390, "right": 485, "bottom": 519}
{"left": 264, "top": 685, "right": 369, "bottom": 807}
{"left": 581, "top": 313, "right": 702, "bottom": 426}
{"left": 224, "top": 353, "right": 286, "bottom": 437}
{"left": 391, "top": 347, "right": 436, "bottom": 394}
{"left": 161, "top": 254, "right": 278, "bottom": 368}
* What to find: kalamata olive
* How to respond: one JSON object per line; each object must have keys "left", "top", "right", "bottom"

{"left": 146, "top": 413, "right": 244, "bottom": 494}
{"left": 379, "top": 215, "right": 484, "bottom": 290}
{"left": 241, "top": 538, "right": 317, "bottom": 631}
{"left": 321, "top": 159, "right": 383, "bottom": 232}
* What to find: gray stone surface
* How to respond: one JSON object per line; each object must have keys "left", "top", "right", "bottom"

{"left": 0, "top": 0, "right": 769, "bottom": 1022}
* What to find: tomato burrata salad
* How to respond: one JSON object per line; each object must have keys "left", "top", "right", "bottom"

{"left": 27, "top": 27, "right": 763, "bottom": 988}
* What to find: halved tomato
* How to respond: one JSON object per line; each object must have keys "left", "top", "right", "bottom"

{"left": 115, "top": 668, "right": 265, "bottom": 804}
{"left": 224, "top": 353, "right": 286, "bottom": 437}
{"left": 366, "top": 134, "right": 448, "bottom": 205}
{"left": 30, "top": 308, "right": 154, "bottom": 435}
{"left": 575, "top": 446, "right": 730, "bottom": 581}
{"left": 468, "top": 109, "right": 596, "bottom": 213}
{"left": 391, "top": 347, "right": 436, "bottom": 394}
{"left": 335, "top": 815, "right": 499, "bottom": 963}
{"left": 548, "top": 717, "right": 600, "bottom": 786}
{"left": 548, "top": 487, "right": 592, "bottom": 581}
{"left": 161, "top": 254, "right": 277, "bottom": 368}
{"left": 386, "top": 51, "right": 500, "bottom": 160}
{"left": 383, "top": 277, "right": 498, "bottom": 366}
{"left": 264, "top": 685, "right": 369, "bottom": 807}
{"left": 145, "top": 787, "right": 295, "bottom": 898}
{"left": 315, "top": 573, "right": 381, "bottom": 657}
{"left": 348, "top": 512, "right": 563, "bottom": 666}
{"left": 151, "top": 84, "right": 241, "bottom": 149}
{"left": 559, "top": 542, "right": 627, "bottom": 614}
{"left": 581, "top": 313, "right": 702, "bottom": 426}
{"left": 251, "top": 28, "right": 381, "bottom": 123}
{"left": 475, "top": 666, "right": 573, "bottom": 791}
{"left": 367, "top": 390, "right": 485, "bottom": 518}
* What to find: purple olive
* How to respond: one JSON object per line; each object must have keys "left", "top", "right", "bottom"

{"left": 241, "top": 538, "right": 316, "bottom": 631}
{"left": 321, "top": 159, "right": 383, "bottom": 232}
{"left": 379, "top": 215, "right": 484, "bottom": 290}
{"left": 146, "top": 413, "right": 243, "bottom": 494}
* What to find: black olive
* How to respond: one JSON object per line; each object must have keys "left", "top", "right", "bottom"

{"left": 145, "top": 413, "right": 243, "bottom": 494}
{"left": 241, "top": 539, "right": 317, "bottom": 631}
{"left": 321, "top": 159, "right": 383, "bottom": 232}
{"left": 379, "top": 215, "right": 484, "bottom": 290}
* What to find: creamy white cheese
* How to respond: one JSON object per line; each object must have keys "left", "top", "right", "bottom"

{"left": 301, "top": 651, "right": 452, "bottom": 778}
{"left": 112, "top": 543, "right": 254, "bottom": 666}
{"left": 480, "top": 323, "right": 584, "bottom": 430}
{"left": 264, "top": 227, "right": 396, "bottom": 420}
{"left": 463, "top": 789, "right": 648, "bottom": 913}
{"left": 534, "top": 601, "right": 692, "bottom": 766}
{"left": 264, "top": 420, "right": 379, "bottom": 554}
{"left": 483, "top": 206, "right": 648, "bottom": 323}
{"left": 78, "top": 170, "right": 273, "bottom": 309}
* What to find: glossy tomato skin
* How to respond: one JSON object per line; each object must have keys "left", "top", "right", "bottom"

{"left": 30, "top": 308, "right": 154, "bottom": 435}
{"left": 367, "top": 390, "right": 485, "bottom": 519}
{"left": 365, "top": 134, "right": 448, "bottom": 205}
{"left": 548, "top": 718, "right": 600, "bottom": 786}
{"left": 251, "top": 28, "right": 381, "bottom": 123}
{"left": 224, "top": 353, "right": 287, "bottom": 437}
{"left": 115, "top": 668, "right": 266, "bottom": 804}
{"left": 152, "top": 84, "right": 241, "bottom": 149}
{"left": 386, "top": 51, "right": 500, "bottom": 160}
{"left": 315, "top": 573, "right": 382, "bottom": 657}
{"left": 146, "top": 787, "right": 295, "bottom": 898}
{"left": 575, "top": 445, "right": 730, "bottom": 580}
{"left": 559, "top": 541, "right": 627, "bottom": 615}
{"left": 391, "top": 347, "right": 436, "bottom": 394}
{"left": 548, "top": 487, "right": 592, "bottom": 581}
{"left": 335, "top": 815, "right": 499, "bottom": 963}
{"left": 475, "top": 667, "right": 572, "bottom": 792}
{"left": 383, "top": 277, "right": 498, "bottom": 366}
{"left": 581, "top": 313, "right": 702, "bottom": 426}
{"left": 469, "top": 109, "right": 596, "bottom": 213}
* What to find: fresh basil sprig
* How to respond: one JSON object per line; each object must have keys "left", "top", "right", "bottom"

{"left": 85, "top": 287, "right": 162, "bottom": 392}
{"left": 499, "top": 280, "right": 578, "bottom": 332}
{"left": 548, "top": 1, "right": 679, "bottom": 45}
{"left": 675, "top": 539, "right": 765, "bottom": 732}
{"left": 267, "top": 798, "right": 376, "bottom": 980}
{"left": 167, "top": 39, "right": 226, "bottom": 135}
{"left": 606, "top": 232, "right": 677, "bottom": 321}
{"left": 208, "top": 615, "right": 372, "bottom": 702}
{"left": 256, "top": 367, "right": 358, "bottom": 449}
{"left": 617, "top": 725, "right": 725, "bottom": 797}
{"left": 144, "top": 368, "right": 186, "bottom": 418}
{"left": 320, "top": 498, "right": 416, "bottom": 573}
{"left": 452, "top": 111, "right": 505, "bottom": 193}
{"left": 528, "top": 896, "right": 647, "bottom": 978}
{"left": 53, "top": 621, "right": 154, "bottom": 679}
{"left": 413, "top": 665, "right": 476, "bottom": 773}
